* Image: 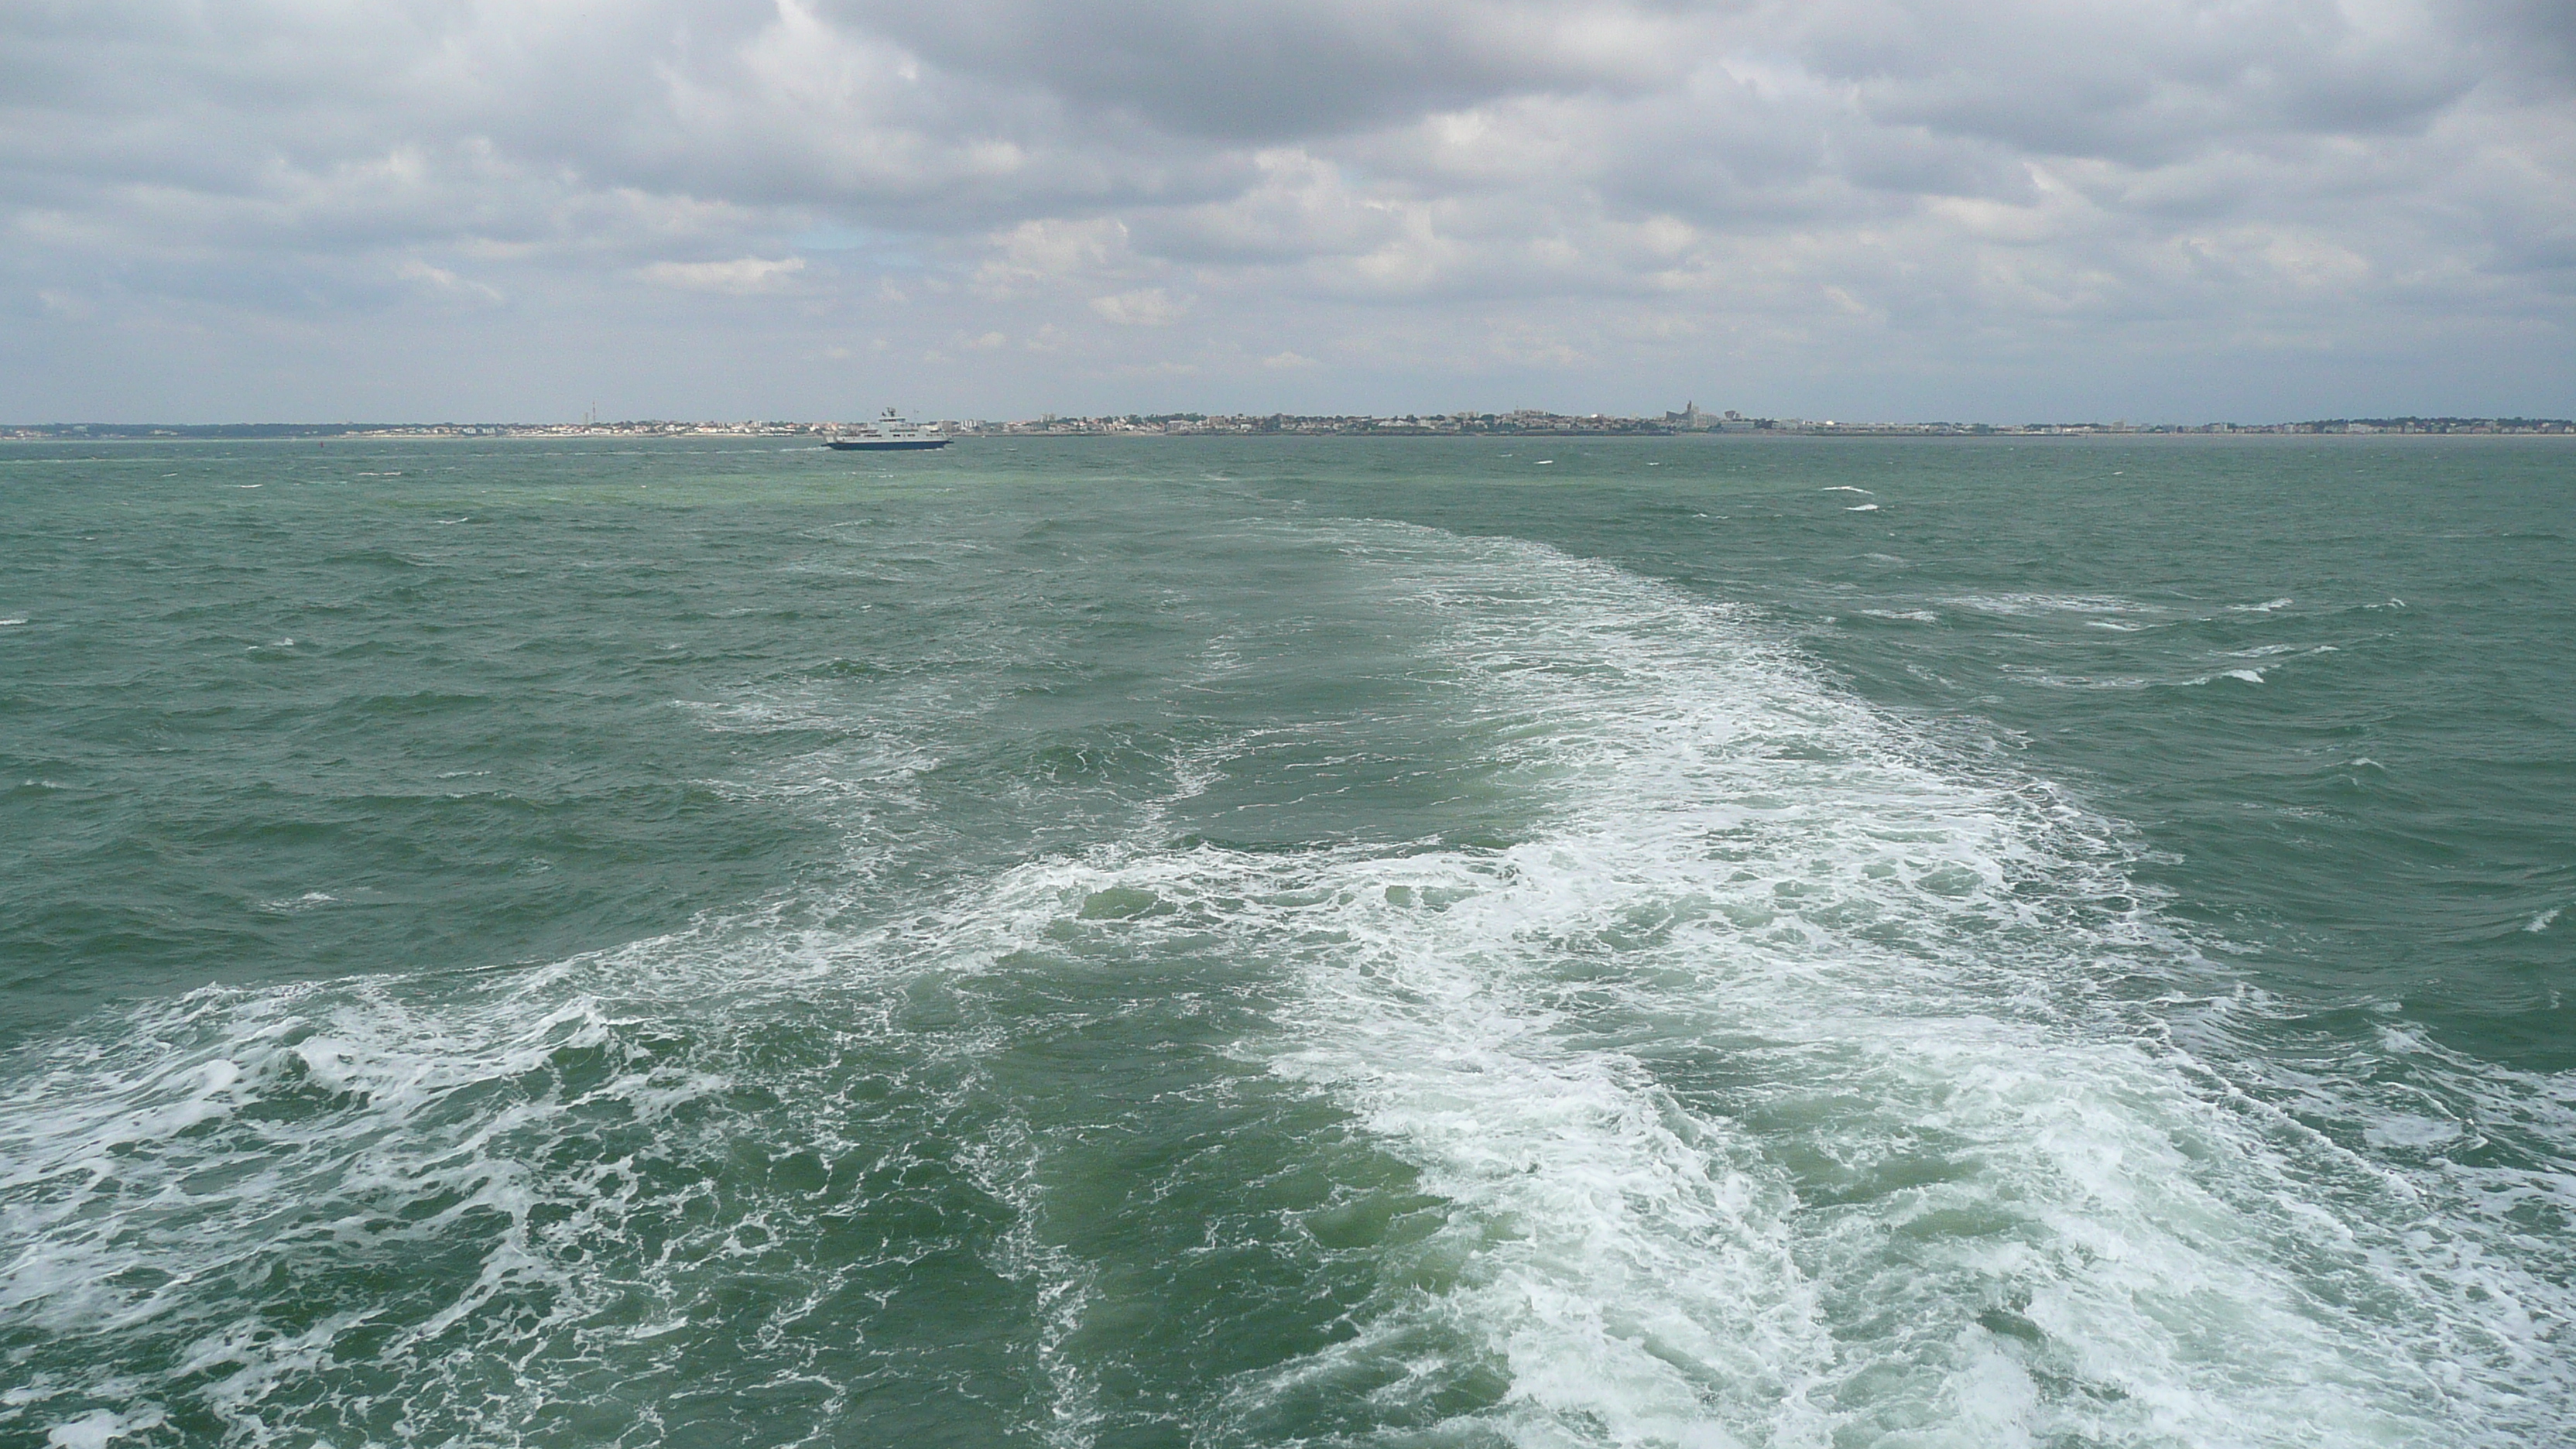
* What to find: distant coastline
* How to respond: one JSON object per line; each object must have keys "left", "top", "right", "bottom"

{"left": 7, "top": 412, "right": 2571, "bottom": 441}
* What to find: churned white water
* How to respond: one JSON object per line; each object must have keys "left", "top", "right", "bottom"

{"left": 4, "top": 516, "right": 2568, "bottom": 1448}
{"left": 961, "top": 525, "right": 2574, "bottom": 1446}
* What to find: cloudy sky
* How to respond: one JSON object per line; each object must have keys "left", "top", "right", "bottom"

{"left": 5, "top": 0, "right": 2571, "bottom": 422}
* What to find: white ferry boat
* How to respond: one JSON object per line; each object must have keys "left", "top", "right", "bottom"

{"left": 827, "top": 409, "right": 951, "bottom": 451}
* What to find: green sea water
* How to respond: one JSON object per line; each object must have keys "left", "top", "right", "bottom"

{"left": 2, "top": 435, "right": 2569, "bottom": 1447}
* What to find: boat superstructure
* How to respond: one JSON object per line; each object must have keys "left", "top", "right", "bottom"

{"left": 827, "top": 409, "right": 951, "bottom": 450}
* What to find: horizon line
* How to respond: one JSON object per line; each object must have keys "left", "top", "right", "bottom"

{"left": 9, "top": 411, "right": 2574, "bottom": 439}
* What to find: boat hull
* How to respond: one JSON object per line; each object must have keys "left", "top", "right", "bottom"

{"left": 827, "top": 437, "right": 950, "bottom": 450}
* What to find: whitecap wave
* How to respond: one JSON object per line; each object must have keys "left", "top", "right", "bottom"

{"left": 1942, "top": 593, "right": 2144, "bottom": 618}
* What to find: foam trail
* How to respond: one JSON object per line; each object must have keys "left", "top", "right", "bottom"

{"left": 4, "top": 516, "right": 2568, "bottom": 1448}
{"left": 973, "top": 525, "right": 2569, "bottom": 1446}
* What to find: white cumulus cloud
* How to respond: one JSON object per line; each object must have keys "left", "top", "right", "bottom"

{"left": 635, "top": 256, "right": 809, "bottom": 293}
{"left": 1090, "top": 287, "right": 1190, "bottom": 325}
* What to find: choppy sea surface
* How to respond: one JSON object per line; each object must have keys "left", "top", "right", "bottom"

{"left": 2, "top": 435, "right": 2571, "bottom": 1448}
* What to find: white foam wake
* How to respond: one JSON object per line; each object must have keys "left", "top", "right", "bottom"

{"left": 959, "top": 525, "right": 2570, "bottom": 1447}
{"left": 4, "top": 518, "right": 2567, "bottom": 1448}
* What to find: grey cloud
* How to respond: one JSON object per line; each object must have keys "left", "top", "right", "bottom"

{"left": 2468, "top": 0, "right": 2576, "bottom": 85}
{"left": 1789, "top": 0, "right": 2483, "bottom": 164}
{"left": 2, "top": 0, "right": 2570, "bottom": 420}
{"left": 833, "top": 0, "right": 1697, "bottom": 141}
